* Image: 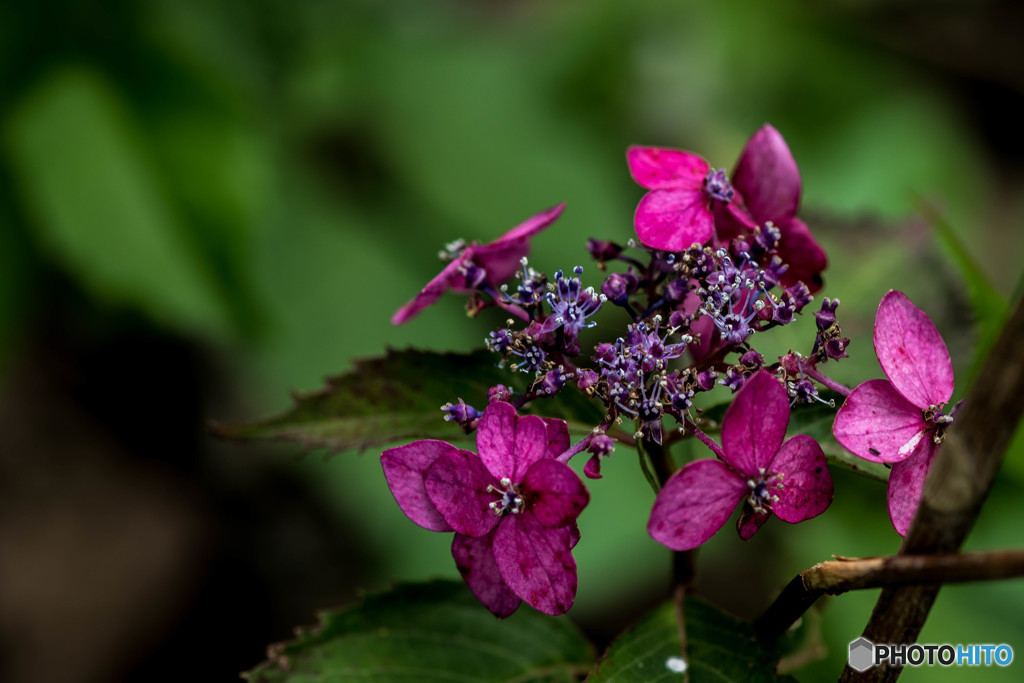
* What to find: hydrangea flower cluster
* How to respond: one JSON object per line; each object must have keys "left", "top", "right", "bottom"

{"left": 384, "top": 123, "right": 959, "bottom": 615}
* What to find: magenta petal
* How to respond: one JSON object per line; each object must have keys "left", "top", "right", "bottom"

{"left": 541, "top": 418, "right": 570, "bottom": 460}
{"left": 475, "top": 401, "right": 518, "bottom": 480}
{"left": 874, "top": 291, "right": 954, "bottom": 408}
{"left": 424, "top": 450, "right": 499, "bottom": 537}
{"left": 833, "top": 379, "right": 930, "bottom": 463}
{"left": 731, "top": 124, "right": 801, "bottom": 223}
{"left": 737, "top": 507, "right": 771, "bottom": 541}
{"left": 520, "top": 459, "right": 589, "bottom": 528}
{"left": 888, "top": 443, "right": 938, "bottom": 536}
{"left": 721, "top": 371, "right": 789, "bottom": 475}
{"left": 634, "top": 189, "right": 715, "bottom": 251}
{"left": 493, "top": 513, "right": 577, "bottom": 615}
{"left": 471, "top": 240, "right": 532, "bottom": 285}
{"left": 627, "top": 146, "right": 708, "bottom": 190}
{"left": 477, "top": 402, "right": 548, "bottom": 482}
{"left": 712, "top": 199, "right": 758, "bottom": 243}
{"left": 451, "top": 532, "right": 520, "bottom": 618}
{"left": 647, "top": 459, "right": 747, "bottom": 551}
{"left": 775, "top": 218, "right": 827, "bottom": 293}
{"left": 381, "top": 440, "right": 456, "bottom": 532}
{"left": 391, "top": 257, "right": 468, "bottom": 325}
{"left": 495, "top": 203, "right": 566, "bottom": 242}
{"left": 770, "top": 435, "right": 833, "bottom": 523}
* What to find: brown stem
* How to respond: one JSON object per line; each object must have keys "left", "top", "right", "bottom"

{"left": 754, "top": 550, "right": 1024, "bottom": 641}
{"left": 837, "top": 292, "right": 1024, "bottom": 682}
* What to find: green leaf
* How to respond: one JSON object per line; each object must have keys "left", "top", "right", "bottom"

{"left": 916, "top": 198, "right": 1008, "bottom": 385}
{"left": 3, "top": 67, "right": 233, "bottom": 338}
{"left": 212, "top": 348, "right": 605, "bottom": 455}
{"left": 244, "top": 580, "right": 595, "bottom": 683}
{"left": 587, "top": 597, "right": 795, "bottom": 683}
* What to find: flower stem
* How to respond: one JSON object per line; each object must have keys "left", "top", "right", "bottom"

{"left": 802, "top": 365, "right": 851, "bottom": 397}
{"left": 682, "top": 419, "right": 728, "bottom": 461}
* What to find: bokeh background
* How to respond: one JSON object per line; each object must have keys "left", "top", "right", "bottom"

{"left": 1, "top": 0, "right": 1023, "bottom": 681}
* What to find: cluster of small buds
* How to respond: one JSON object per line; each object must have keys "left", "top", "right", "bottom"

{"left": 472, "top": 226, "right": 852, "bottom": 447}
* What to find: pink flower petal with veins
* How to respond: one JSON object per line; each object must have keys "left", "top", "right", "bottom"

{"left": 874, "top": 290, "right": 954, "bottom": 409}
{"left": 493, "top": 513, "right": 577, "bottom": 615}
{"left": 647, "top": 459, "right": 748, "bottom": 551}
{"left": 888, "top": 443, "right": 937, "bottom": 536}
{"left": 381, "top": 440, "right": 456, "bottom": 532}
{"left": 770, "top": 434, "right": 833, "bottom": 523}
{"left": 542, "top": 417, "right": 570, "bottom": 460}
{"left": 520, "top": 460, "right": 590, "bottom": 529}
{"left": 452, "top": 532, "right": 520, "bottom": 618}
{"left": 475, "top": 402, "right": 548, "bottom": 482}
{"left": 731, "top": 124, "right": 801, "bottom": 223}
{"left": 390, "top": 258, "right": 468, "bottom": 325}
{"left": 424, "top": 449, "right": 499, "bottom": 538}
{"left": 634, "top": 189, "right": 714, "bottom": 251}
{"left": 627, "top": 146, "right": 709, "bottom": 189}
{"left": 774, "top": 218, "right": 827, "bottom": 292}
{"left": 833, "top": 379, "right": 929, "bottom": 463}
{"left": 721, "top": 371, "right": 789, "bottom": 475}
{"left": 737, "top": 508, "right": 771, "bottom": 541}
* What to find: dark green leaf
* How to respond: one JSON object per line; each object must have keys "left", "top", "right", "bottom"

{"left": 587, "top": 597, "right": 795, "bottom": 683}
{"left": 244, "top": 580, "right": 595, "bottom": 683}
{"left": 212, "top": 348, "right": 605, "bottom": 455}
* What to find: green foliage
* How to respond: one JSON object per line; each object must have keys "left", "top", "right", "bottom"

{"left": 244, "top": 581, "right": 595, "bottom": 683}
{"left": 212, "top": 348, "right": 606, "bottom": 455}
{"left": 3, "top": 67, "right": 235, "bottom": 338}
{"left": 588, "top": 597, "right": 794, "bottom": 683}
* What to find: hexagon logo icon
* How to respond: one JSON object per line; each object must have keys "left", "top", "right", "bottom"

{"left": 848, "top": 637, "right": 875, "bottom": 672}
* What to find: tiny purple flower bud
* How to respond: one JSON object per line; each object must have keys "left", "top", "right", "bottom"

{"left": 486, "top": 328, "right": 513, "bottom": 353}
{"left": 720, "top": 367, "right": 745, "bottom": 393}
{"left": 583, "top": 433, "right": 617, "bottom": 480}
{"left": 785, "top": 281, "right": 813, "bottom": 312}
{"left": 441, "top": 398, "right": 482, "bottom": 430}
{"left": 824, "top": 336, "right": 850, "bottom": 360}
{"left": 703, "top": 168, "right": 735, "bottom": 203}
{"left": 488, "top": 384, "right": 513, "bottom": 404}
{"left": 538, "top": 366, "right": 573, "bottom": 396}
{"left": 815, "top": 297, "right": 840, "bottom": 331}
{"left": 601, "top": 273, "right": 631, "bottom": 304}
{"left": 587, "top": 237, "right": 623, "bottom": 262}
{"left": 696, "top": 368, "right": 718, "bottom": 392}
{"left": 739, "top": 349, "right": 764, "bottom": 371}
{"left": 576, "top": 369, "right": 599, "bottom": 392}
{"left": 779, "top": 351, "right": 803, "bottom": 377}
{"left": 665, "top": 278, "right": 689, "bottom": 304}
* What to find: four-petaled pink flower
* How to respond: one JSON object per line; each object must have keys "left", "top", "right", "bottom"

{"left": 391, "top": 203, "right": 566, "bottom": 324}
{"left": 648, "top": 370, "right": 833, "bottom": 550}
{"left": 715, "top": 125, "right": 828, "bottom": 292}
{"left": 381, "top": 401, "right": 589, "bottom": 617}
{"left": 627, "top": 126, "right": 827, "bottom": 292}
{"left": 833, "top": 290, "right": 955, "bottom": 536}
{"left": 626, "top": 146, "right": 738, "bottom": 252}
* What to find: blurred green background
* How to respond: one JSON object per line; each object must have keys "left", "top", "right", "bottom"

{"left": 1, "top": 0, "right": 1023, "bottom": 681}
